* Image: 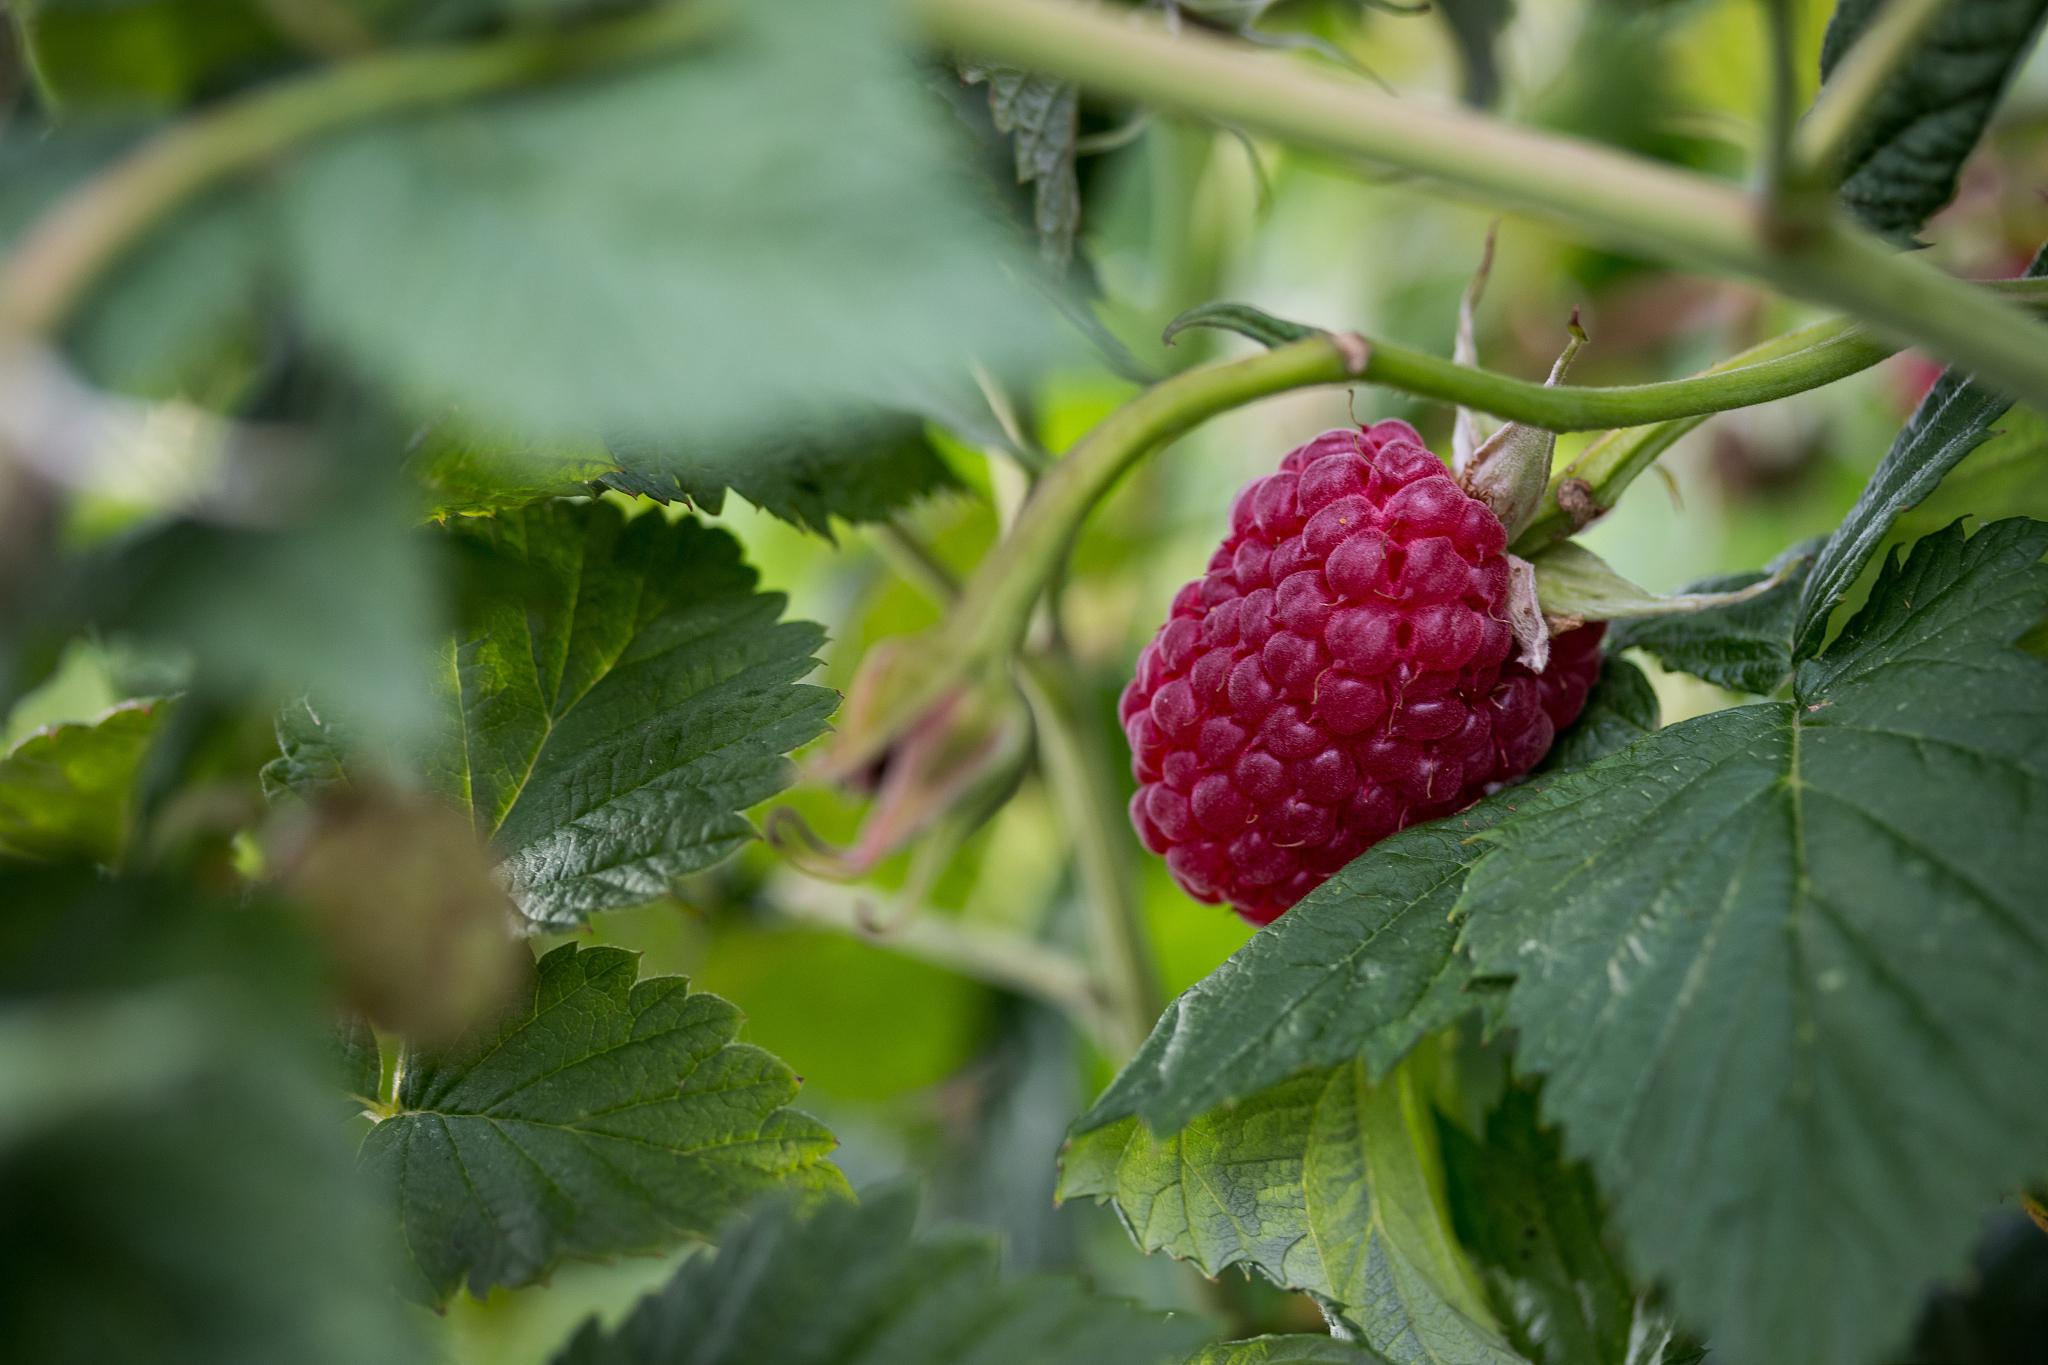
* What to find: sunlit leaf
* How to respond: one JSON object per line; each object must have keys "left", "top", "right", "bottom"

{"left": 0, "top": 698, "right": 163, "bottom": 863}
{"left": 361, "top": 941, "right": 848, "bottom": 1305}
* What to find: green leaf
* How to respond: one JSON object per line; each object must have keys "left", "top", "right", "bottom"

{"left": 602, "top": 411, "right": 961, "bottom": 536}
{"left": 1535, "top": 657, "right": 1659, "bottom": 774}
{"left": 967, "top": 65, "right": 1082, "bottom": 273}
{"left": 359, "top": 941, "right": 848, "bottom": 1305}
{"left": 1440, "top": 1088, "right": 1683, "bottom": 1365}
{"left": 1079, "top": 660, "right": 1656, "bottom": 1138}
{"left": 547, "top": 1185, "right": 1209, "bottom": 1365}
{"left": 16, "top": 0, "right": 294, "bottom": 112}
{"left": 267, "top": 501, "right": 836, "bottom": 925}
{"left": 1063, "top": 1054, "right": 1523, "bottom": 1365}
{"left": 1608, "top": 539, "right": 1818, "bottom": 695}
{"left": 439, "top": 502, "right": 835, "bottom": 925}
{"left": 1458, "top": 518, "right": 2048, "bottom": 1365}
{"left": 278, "top": 2, "right": 1055, "bottom": 449}
{"left": 1162, "top": 301, "right": 1321, "bottom": 349}
{"left": 1187, "top": 1337, "right": 1395, "bottom": 1365}
{"left": 0, "top": 868, "right": 426, "bottom": 1365}
{"left": 1795, "top": 246, "right": 2045, "bottom": 657}
{"left": 0, "top": 698, "right": 164, "bottom": 863}
{"left": 1820, "top": 0, "right": 2048, "bottom": 239}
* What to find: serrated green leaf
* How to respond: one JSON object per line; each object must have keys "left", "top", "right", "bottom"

{"left": 0, "top": 699, "right": 164, "bottom": 863}
{"left": 1459, "top": 518, "right": 2048, "bottom": 1365}
{"left": 1796, "top": 244, "right": 2045, "bottom": 657}
{"left": 1441, "top": 1088, "right": 1682, "bottom": 1365}
{"left": 602, "top": 412, "right": 961, "bottom": 536}
{"left": 1609, "top": 539, "right": 1818, "bottom": 695}
{"left": 267, "top": 502, "right": 836, "bottom": 925}
{"left": 1063, "top": 1054, "right": 1523, "bottom": 1365}
{"left": 438, "top": 502, "right": 835, "bottom": 925}
{"left": 967, "top": 65, "right": 1082, "bottom": 273}
{"left": 1187, "top": 1336, "right": 1395, "bottom": 1365}
{"left": 278, "top": 2, "right": 1055, "bottom": 449}
{"left": 1820, "top": 0, "right": 2048, "bottom": 238}
{"left": 1080, "top": 661, "right": 1655, "bottom": 1138}
{"left": 360, "top": 941, "right": 848, "bottom": 1305}
{"left": 547, "top": 1185, "right": 1208, "bottom": 1365}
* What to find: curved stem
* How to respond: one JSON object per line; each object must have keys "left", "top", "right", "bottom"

{"left": 916, "top": 0, "right": 2048, "bottom": 410}
{"left": 0, "top": 1, "right": 721, "bottom": 336}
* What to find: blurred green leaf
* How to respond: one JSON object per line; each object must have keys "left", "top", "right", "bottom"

{"left": 0, "top": 867, "right": 426, "bottom": 1365}
{"left": 266, "top": 501, "right": 836, "bottom": 926}
{"left": 1078, "top": 661, "right": 1656, "bottom": 1138}
{"left": 548, "top": 1184, "right": 1209, "bottom": 1365}
{"left": 1062, "top": 1053, "right": 1522, "bottom": 1365}
{"left": 0, "top": 697, "right": 163, "bottom": 862}
{"left": 360, "top": 940, "right": 849, "bottom": 1305}
{"left": 1187, "top": 1339, "right": 1394, "bottom": 1365}
{"left": 1819, "top": 0, "right": 2048, "bottom": 239}
{"left": 16, "top": 0, "right": 293, "bottom": 111}
{"left": 1441, "top": 1087, "right": 1685, "bottom": 1365}
{"left": 1459, "top": 518, "right": 2048, "bottom": 1365}
{"left": 277, "top": 2, "right": 1056, "bottom": 449}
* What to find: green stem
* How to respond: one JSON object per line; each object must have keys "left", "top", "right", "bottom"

{"left": 1019, "top": 651, "right": 1164, "bottom": 1055}
{"left": 1794, "top": 0, "right": 1953, "bottom": 183}
{"left": 1758, "top": 0, "right": 1801, "bottom": 213}
{"left": 0, "top": 1, "right": 721, "bottom": 336}
{"left": 914, "top": 0, "right": 2048, "bottom": 409}
{"left": 768, "top": 872, "right": 1117, "bottom": 1047}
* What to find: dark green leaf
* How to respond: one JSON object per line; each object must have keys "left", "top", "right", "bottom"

{"left": 1080, "top": 661, "right": 1654, "bottom": 1138}
{"left": 336, "top": 1013, "right": 382, "bottom": 1108}
{"left": 547, "top": 1185, "right": 1208, "bottom": 1365}
{"left": 17, "top": 0, "right": 294, "bottom": 112}
{"left": 267, "top": 502, "right": 836, "bottom": 925}
{"left": 0, "top": 868, "right": 425, "bottom": 1365}
{"left": 1459, "top": 518, "right": 2048, "bottom": 1365}
{"left": 1187, "top": 1337, "right": 1396, "bottom": 1365}
{"left": 1436, "top": 0, "right": 1513, "bottom": 106}
{"left": 438, "top": 502, "right": 835, "bottom": 925}
{"left": 0, "top": 698, "right": 164, "bottom": 862}
{"left": 1795, "top": 244, "right": 2045, "bottom": 658}
{"left": 360, "top": 941, "right": 848, "bottom": 1305}
{"left": 967, "top": 65, "right": 1082, "bottom": 273}
{"left": 602, "top": 411, "right": 961, "bottom": 536}
{"left": 1062, "top": 1054, "right": 1522, "bottom": 1365}
{"left": 279, "top": 2, "right": 1055, "bottom": 449}
{"left": 1162, "top": 301, "right": 1321, "bottom": 350}
{"left": 1820, "top": 0, "right": 2048, "bottom": 238}
{"left": 1609, "top": 540, "right": 1818, "bottom": 695}
{"left": 1441, "top": 1088, "right": 1682, "bottom": 1365}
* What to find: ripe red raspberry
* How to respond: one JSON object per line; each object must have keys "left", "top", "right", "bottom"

{"left": 1120, "top": 421, "right": 1605, "bottom": 925}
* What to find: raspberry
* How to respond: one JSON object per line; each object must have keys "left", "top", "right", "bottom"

{"left": 1121, "top": 422, "right": 1605, "bottom": 925}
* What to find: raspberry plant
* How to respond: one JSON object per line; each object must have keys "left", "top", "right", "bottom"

{"left": 3, "top": 2, "right": 2048, "bottom": 1365}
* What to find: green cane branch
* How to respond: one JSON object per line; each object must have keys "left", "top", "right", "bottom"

{"left": 0, "top": 0, "right": 722, "bottom": 337}
{"left": 913, "top": 0, "right": 2048, "bottom": 409}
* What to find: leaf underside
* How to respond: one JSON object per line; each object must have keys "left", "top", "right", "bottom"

{"left": 1063, "top": 1054, "right": 1523, "bottom": 1365}
{"left": 0, "top": 700, "right": 163, "bottom": 864}
{"left": 548, "top": 1186, "right": 1207, "bottom": 1365}
{"left": 1820, "top": 0, "right": 2048, "bottom": 239}
{"left": 1459, "top": 518, "right": 2048, "bottom": 1365}
{"left": 360, "top": 942, "right": 847, "bottom": 1305}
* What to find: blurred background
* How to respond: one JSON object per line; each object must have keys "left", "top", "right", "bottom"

{"left": 6, "top": 0, "right": 2048, "bottom": 1359}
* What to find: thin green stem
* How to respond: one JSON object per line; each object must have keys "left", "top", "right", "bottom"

{"left": 1794, "top": 0, "right": 1952, "bottom": 183}
{"left": 0, "top": 1, "right": 721, "bottom": 336}
{"left": 1019, "top": 651, "right": 1164, "bottom": 1056}
{"left": 915, "top": 0, "right": 2048, "bottom": 409}
{"left": 1758, "top": 0, "right": 1801, "bottom": 212}
{"left": 768, "top": 871, "right": 1117, "bottom": 1047}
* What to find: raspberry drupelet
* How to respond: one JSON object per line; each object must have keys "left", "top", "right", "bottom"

{"left": 1120, "top": 421, "right": 1605, "bottom": 925}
